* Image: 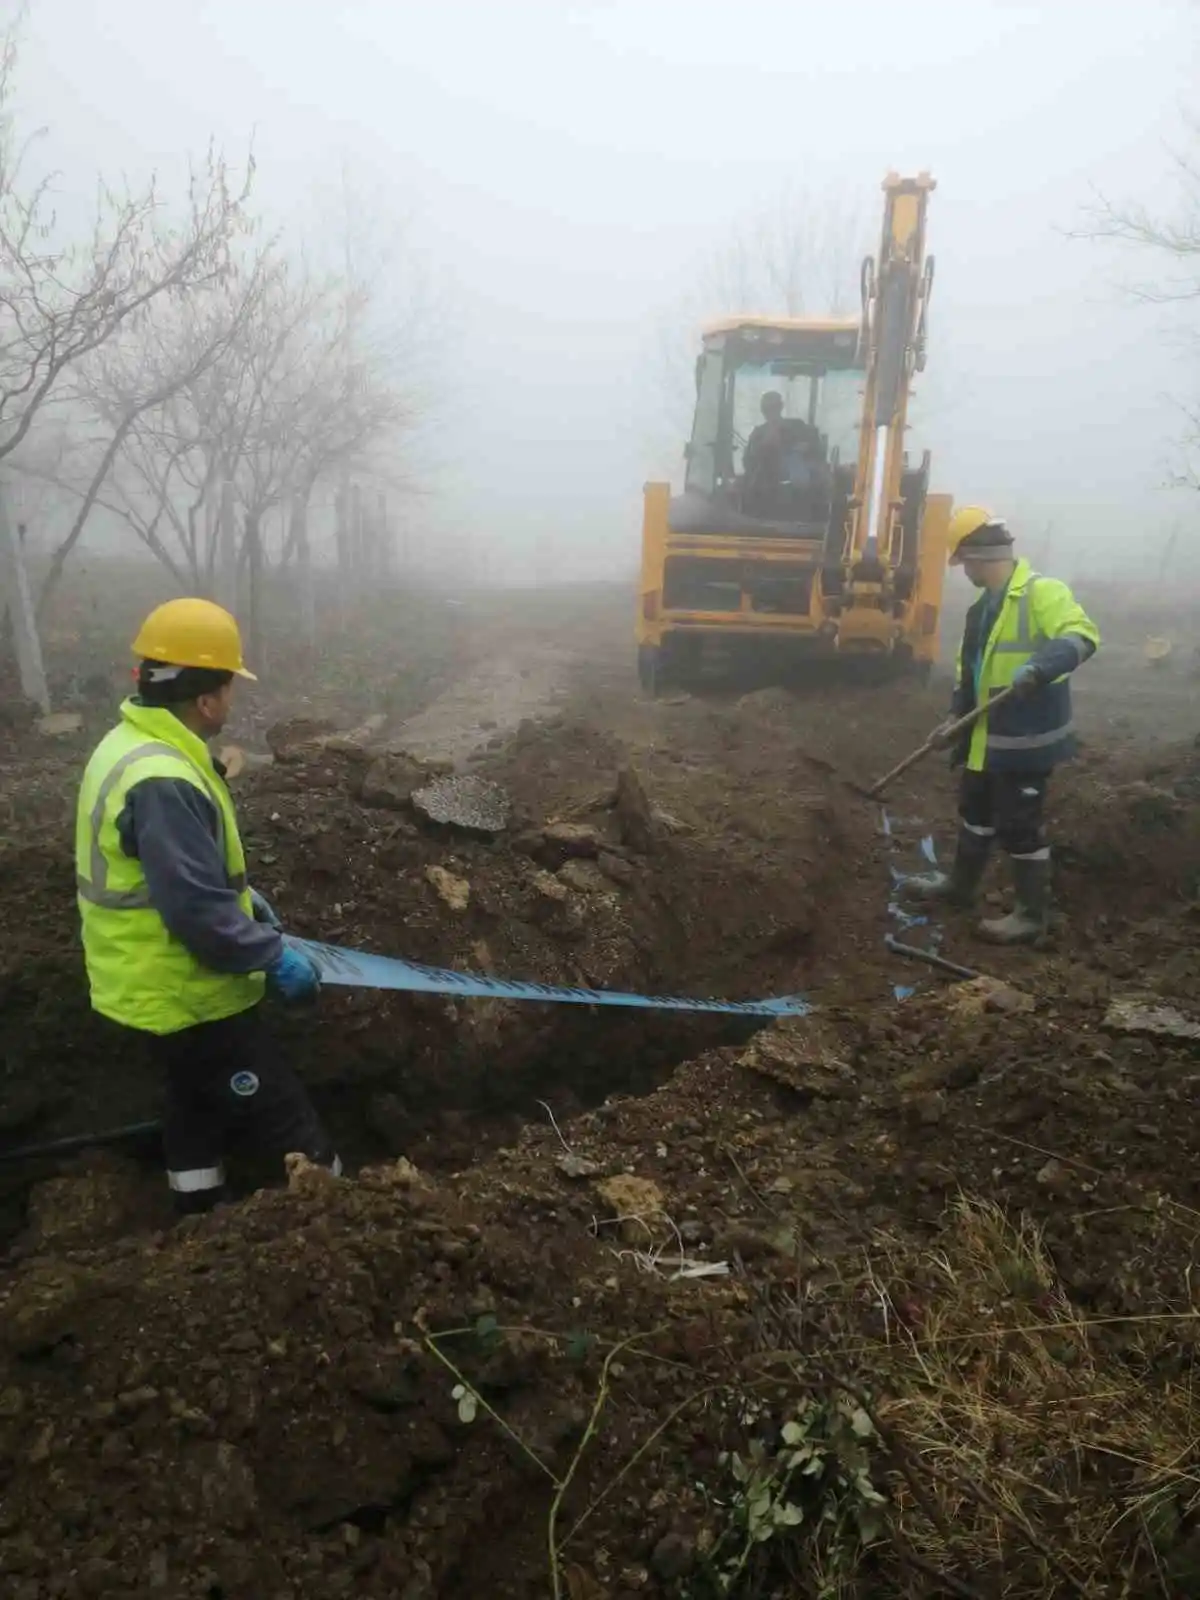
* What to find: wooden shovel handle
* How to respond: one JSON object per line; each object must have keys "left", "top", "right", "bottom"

{"left": 866, "top": 686, "right": 1018, "bottom": 799}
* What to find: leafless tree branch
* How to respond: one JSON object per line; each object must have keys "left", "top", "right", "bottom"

{"left": 657, "top": 181, "right": 869, "bottom": 437}
{"left": 0, "top": 26, "right": 253, "bottom": 467}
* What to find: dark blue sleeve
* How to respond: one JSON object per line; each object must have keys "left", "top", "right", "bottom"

{"left": 117, "top": 777, "right": 283, "bottom": 976}
{"left": 1029, "top": 634, "right": 1096, "bottom": 681}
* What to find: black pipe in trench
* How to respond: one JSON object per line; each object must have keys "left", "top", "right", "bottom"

{"left": 0, "top": 1120, "right": 162, "bottom": 1166}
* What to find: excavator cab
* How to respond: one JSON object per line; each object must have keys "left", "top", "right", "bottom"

{"left": 684, "top": 321, "right": 861, "bottom": 531}
{"left": 638, "top": 172, "right": 953, "bottom": 693}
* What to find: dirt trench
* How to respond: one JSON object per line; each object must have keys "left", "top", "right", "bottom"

{"left": 4, "top": 589, "right": 1198, "bottom": 1215}
{"left": 7, "top": 618, "right": 1196, "bottom": 1229}
{"left": 0, "top": 658, "right": 900, "bottom": 1245}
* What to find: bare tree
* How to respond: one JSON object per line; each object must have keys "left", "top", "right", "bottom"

{"left": 101, "top": 249, "right": 315, "bottom": 593}
{"left": 0, "top": 29, "right": 251, "bottom": 472}
{"left": 1080, "top": 128, "right": 1200, "bottom": 489}
{"left": 11, "top": 136, "right": 428, "bottom": 641}
{"left": 3, "top": 411, "right": 73, "bottom": 530}
{"left": 1080, "top": 132, "right": 1200, "bottom": 304}
{"left": 34, "top": 243, "right": 277, "bottom": 614}
{"left": 235, "top": 262, "right": 417, "bottom": 650}
{"left": 81, "top": 242, "right": 417, "bottom": 655}
{"left": 656, "top": 182, "right": 870, "bottom": 446}
{"left": 697, "top": 181, "right": 867, "bottom": 319}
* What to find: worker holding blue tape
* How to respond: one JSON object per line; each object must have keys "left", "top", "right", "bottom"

{"left": 70, "top": 605, "right": 810, "bottom": 1200}
{"left": 75, "top": 599, "right": 338, "bottom": 1213}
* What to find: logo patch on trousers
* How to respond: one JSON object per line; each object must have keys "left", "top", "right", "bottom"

{"left": 230, "top": 1070, "right": 260, "bottom": 1098}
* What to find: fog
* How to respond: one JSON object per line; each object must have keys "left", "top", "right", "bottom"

{"left": 12, "top": 0, "right": 1200, "bottom": 584}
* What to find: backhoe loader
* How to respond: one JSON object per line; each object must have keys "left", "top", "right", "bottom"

{"left": 637, "top": 171, "right": 952, "bottom": 692}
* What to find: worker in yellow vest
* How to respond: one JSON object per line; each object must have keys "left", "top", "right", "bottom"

{"left": 906, "top": 508, "right": 1100, "bottom": 944}
{"left": 76, "top": 598, "right": 337, "bottom": 1212}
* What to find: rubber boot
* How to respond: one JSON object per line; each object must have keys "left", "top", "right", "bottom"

{"left": 172, "top": 1185, "right": 227, "bottom": 1218}
{"left": 978, "top": 856, "right": 1050, "bottom": 945}
{"left": 903, "top": 828, "right": 991, "bottom": 908}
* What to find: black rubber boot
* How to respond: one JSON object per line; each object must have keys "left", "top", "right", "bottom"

{"left": 978, "top": 856, "right": 1051, "bottom": 945}
{"left": 903, "top": 828, "right": 992, "bottom": 908}
{"left": 172, "top": 1185, "right": 227, "bottom": 1218}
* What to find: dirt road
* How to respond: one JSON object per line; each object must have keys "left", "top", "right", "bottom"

{"left": 391, "top": 647, "right": 573, "bottom": 765}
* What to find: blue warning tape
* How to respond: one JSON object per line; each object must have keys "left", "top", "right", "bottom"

{"left": 288, "top": 937, "right": 810, "bottom": 1019}
{"left": 880, "top": 806, "right": 945, "bottom": 999}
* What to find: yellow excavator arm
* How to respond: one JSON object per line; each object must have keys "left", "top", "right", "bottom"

{"left": 843, "top": 171, "right": 936, "bottom": 577}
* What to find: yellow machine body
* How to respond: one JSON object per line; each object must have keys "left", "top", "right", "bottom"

{"left": 638, "top": 173, "right": 952, "bottom": 687}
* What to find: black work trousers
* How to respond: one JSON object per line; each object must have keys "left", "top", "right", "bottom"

{"left": 957, "top": 770, "right": 1050, "bottom": 860}
{"left": 149, "top": 1004, "right": 336, "bottom": 1210}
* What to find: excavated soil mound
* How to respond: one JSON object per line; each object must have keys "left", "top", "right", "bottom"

{"left": 1055, "top": 740, "right": 1200, "bottom": 909}
{"left": 0, "top": 1154, "right": 756, "bottom": 1600}
{"left": 3, "top": 960, "right": 1199, "bottom": 1599}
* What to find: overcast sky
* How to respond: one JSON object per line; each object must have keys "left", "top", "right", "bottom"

{"left": 15, "top": 0, "right": 1200, "bottom": 582}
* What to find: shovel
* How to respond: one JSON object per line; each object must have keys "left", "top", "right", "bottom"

{"left": 865, "top": 687, "right": 1018, "bottom": 800}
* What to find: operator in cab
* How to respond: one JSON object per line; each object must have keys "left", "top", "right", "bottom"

{"left": 743, "top": 390, "right": 788, "bottom": 487}
{"left": 743, "top": 391, "right": 822, "bottom": 516}
{"left": 905, "top": 508, "right": 1099, "bottom": 946}
{"left": 75, "top": 598, "right": 339, "bottom": 1213}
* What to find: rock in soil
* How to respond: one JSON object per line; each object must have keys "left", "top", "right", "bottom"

{"left": 1104, "top": 996, "right": 1200, "bottom": 1040}
{"left": 358, "top": 752, "right": 433, "bottom": 809}
{"left": 411, "top": 773, "right": 512, "bottom": 834}
{"left": 738, "top": 1015, "right": 853, "bottom": 1098}
{"left": 425, "top": 864, "right": 471, "bottom": 912}
{"left": 538, "top": 821, "right": 604, "bottom": 862}
{"left": 614, "top": 765, "right": 662, "bottom": 854}
{"left": 948, "top": 975, "right": 1035, "bottom": 1017}
{"left": 594, "top": 1174, "right": 667, "bottom": 1244}
{"left": 266, "top": 716, "right": 337, "bottom": 761}
{"left": 555, "top": 1153, "right": 601, "bottom": 1180}
{"left": 597, "top": 850, "right": 636, "bottom": 886}
{"left": 557, "top": 859, "right": 611, "bottom": 895}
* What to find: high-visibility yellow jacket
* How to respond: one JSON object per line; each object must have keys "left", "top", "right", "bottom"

{"left": 75, "top": 700, "right": 265, "bottom": 1034}
{"left": 952, "top": 559, "right": 1100, "bottom": 774}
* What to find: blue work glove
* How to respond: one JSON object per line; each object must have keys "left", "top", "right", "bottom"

{"left": 250, "top": 888, "right": 282, "bottom": 929}
{"left": 266, "top": 944, "right": 320, "bottom": 1003}
{"left": 1010, "top": 664, "right": 1044, "bottom": 698}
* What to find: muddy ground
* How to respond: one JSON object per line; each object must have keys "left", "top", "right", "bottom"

{"left": 2, "top": 569, "right": 1200, "bottom": 1598}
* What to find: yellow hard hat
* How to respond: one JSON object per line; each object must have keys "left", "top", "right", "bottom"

{"left": 131, "top": 598, "right": 256, "bottom": 679}
{"left": 946, "top": 504, "right": 1011, "bottom": 564}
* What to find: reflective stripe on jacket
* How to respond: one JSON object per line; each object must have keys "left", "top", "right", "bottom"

{"left": 953, "top": 559, "right": 1099, "bottom": 774}
{"left": 75, "top": 699, "right": 265, "bottom": 1034}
